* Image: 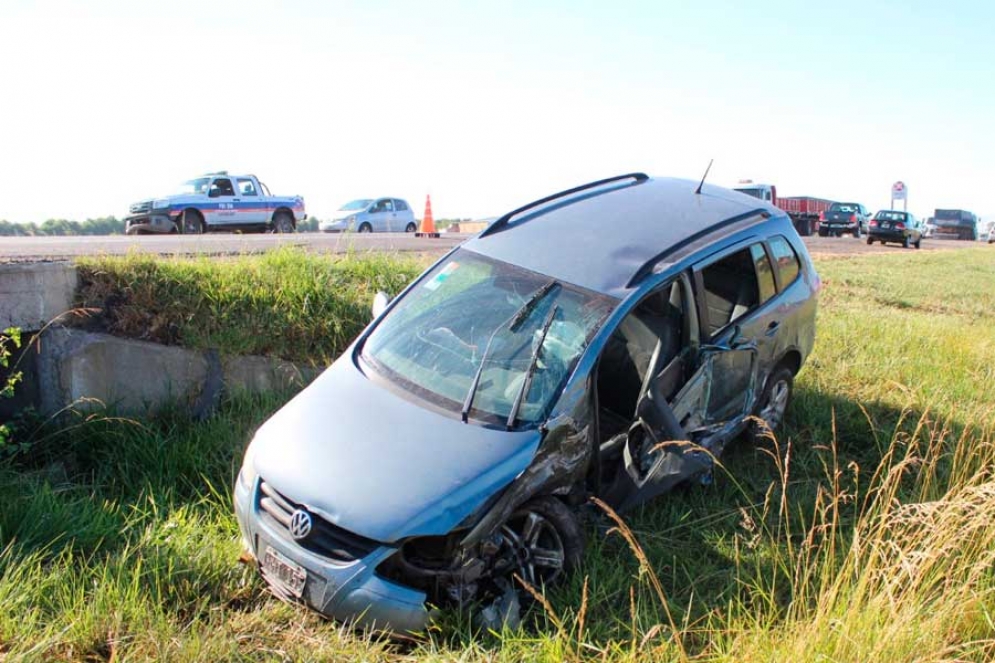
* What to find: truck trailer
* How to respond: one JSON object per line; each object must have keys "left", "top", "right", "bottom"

{"left": 732, "top": 182, "right": 834, "bottom": 237}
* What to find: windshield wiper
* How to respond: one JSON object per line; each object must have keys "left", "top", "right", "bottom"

{"left": 506, "top": 304, "right": 559, "bottom": 430}
{"left": 461, "top": 280, "right": 560, "bottom": 423}
{"left": 509, "top": 280, "right": 559, "bottom": 332}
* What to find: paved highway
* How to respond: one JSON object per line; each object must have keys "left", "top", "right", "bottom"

{"left": 0, "top": 231, "right": 986, "bottom": 262}
{"left": 0, "top": 232, "right": 469, "bottom": 262}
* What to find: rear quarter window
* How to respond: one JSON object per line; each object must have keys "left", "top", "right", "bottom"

{"left": 768, "top": 236, "right": 801, "bottom": 288}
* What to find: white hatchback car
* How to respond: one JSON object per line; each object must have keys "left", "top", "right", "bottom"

{"left": 319, "top": 198, "right": 417, "bottom": 233}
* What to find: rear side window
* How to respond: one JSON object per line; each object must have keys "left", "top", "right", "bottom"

{"left": 768, "top": 236, "right": 801, "bottom": 287}
{"left": 394, "top": 199, "right": 409, "bottom": 211}
{"left": 750, "top": 244, "right": 776, "bottom": 303}
{"left": 699, "top": 248, "right": 760, "bottom": 337}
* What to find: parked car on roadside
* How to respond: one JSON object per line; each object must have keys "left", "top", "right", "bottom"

{"left": 818, "top": 202, "right": 870, "bottom": 238}
{"left": 319, "top": 198, "right": 417, "bottom": 233}
{"left": 234, "top": 173, "right": 820, "bottom": 633}
{"left": 868, "top": 210, "right": 923, "bottom": 248}
{"left": 125, "top": 172, "right": 305, "bottom": 235}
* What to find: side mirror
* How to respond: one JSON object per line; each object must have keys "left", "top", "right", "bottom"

{"left": 371, "top": 291, "right": 390, "bottom": 319}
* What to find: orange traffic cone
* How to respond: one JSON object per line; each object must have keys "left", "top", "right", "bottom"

{"left": 415, "top": 194, "right": 440, "bottom": 238}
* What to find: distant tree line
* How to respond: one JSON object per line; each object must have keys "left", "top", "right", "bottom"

{"left": 0, "top": 217, "right": 125, "bottom": 236}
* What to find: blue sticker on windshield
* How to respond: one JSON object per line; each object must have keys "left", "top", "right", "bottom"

{"left": 424, "top": 261, "right": 460, "bottom": 291}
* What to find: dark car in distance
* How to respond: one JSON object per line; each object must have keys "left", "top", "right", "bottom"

{"left": 819, "top": 202, "right": 871, "bottom": 238}
{"left": 233, "top": 173, "right": 821, "bottom": 633}
{"left": 868, "top": 210, "right": 923, "bottom": 248}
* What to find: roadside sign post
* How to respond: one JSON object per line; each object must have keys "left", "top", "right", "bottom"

{"left": 891, "top": 181, "right": 908, "bottom": 212}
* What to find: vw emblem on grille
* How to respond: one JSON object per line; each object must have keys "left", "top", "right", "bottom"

{"left": 289, "top": 509, "right": 313, "bottom": 541}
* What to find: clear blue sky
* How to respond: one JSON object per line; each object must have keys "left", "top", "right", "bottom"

{"left": 1, "top": 0, "right": 992, "bottom": 222}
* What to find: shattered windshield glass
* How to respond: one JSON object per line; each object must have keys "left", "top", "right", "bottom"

{"left": 361, "top": 249, "right": 615, "bottom": 427}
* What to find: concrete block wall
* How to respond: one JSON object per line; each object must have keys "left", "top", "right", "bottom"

{"left": 0, "top": 262, "right": 77, "bottom": 331}
{"left": 36, "top": 328, "right": 318, "bottom": 416}
{"left": 2, "top": 263, "right": 320, "bottom": 417}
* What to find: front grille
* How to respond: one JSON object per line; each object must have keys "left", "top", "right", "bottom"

{"left": 258, "top": 480, "right": 380, "bottom": 563}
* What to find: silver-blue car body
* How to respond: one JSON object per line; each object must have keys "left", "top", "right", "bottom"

{"left": 318, "top": 198, "right": 417, "bottom": 233}
{"left": 234, "top": 174, "right": 820, "bottom": 632}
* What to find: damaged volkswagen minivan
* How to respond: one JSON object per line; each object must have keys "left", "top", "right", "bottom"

{"left": 234, "top": 173, "right": 819, "bottom": 632}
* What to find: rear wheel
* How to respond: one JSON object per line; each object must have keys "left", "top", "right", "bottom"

{"left": 866, "top": 236, "right": 873, "bottom": 245}
{"left": 751, "top": 365, "right": 794, "bottom": 442}
{"left": 915, "top": 237, "right": 922, "bottom": 249}
{"left": 405, "top": 222, "right": 417, "bottom": 233}
{"left": 181, "top": 209, "right": 205, "bottom": 234}
{"left": 903, "top": 235, "right": 911, "bottom": 249}
{"left": 853, "top": 225, "right": 862, "bottom": 238}
{"left": 271, "top": 212, "right": 295, "bottom": 233}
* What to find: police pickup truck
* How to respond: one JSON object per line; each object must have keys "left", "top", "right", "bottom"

{"left": 125, "top": 172, "right": 306, "bottom": 234}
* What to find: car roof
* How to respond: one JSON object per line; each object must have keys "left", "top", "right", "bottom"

{"left": 462, "top": 176, "right": 773, "bottom": 298}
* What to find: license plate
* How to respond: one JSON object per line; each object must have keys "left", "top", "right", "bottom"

{"left": 882, "top": 222, "right": 891, "bottom": 229}
{"left": 262, "top": 546, "right": 307, "bottom": 598}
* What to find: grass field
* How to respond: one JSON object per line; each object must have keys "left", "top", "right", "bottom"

{"left": 3, "top": 247, "right": 995, "bottom": 661}
{"left": 73, "top": 249, "right": 424, "bottom": 365}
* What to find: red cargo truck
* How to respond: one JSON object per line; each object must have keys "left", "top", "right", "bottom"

{"left": 732, "top": 181, "right": 834, "bottom": 237}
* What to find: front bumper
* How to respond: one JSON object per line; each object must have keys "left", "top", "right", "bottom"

{"left": 319, "top": 219, "right": 352, "bottom": 232}
{"left": 233, "top": 476, "right": 431, "bottom": 633}
{"left": 125, "top": 212, "right": 177, "bottom": 234}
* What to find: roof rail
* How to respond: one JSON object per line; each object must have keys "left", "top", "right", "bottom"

{"left": 478, "top": 172, "right": 649, "bottom": 238}
{"left": 626, "top": 208, "right": 771, "bottom": 288}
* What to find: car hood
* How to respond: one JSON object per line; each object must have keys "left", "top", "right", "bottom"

{"left": 249, "top": 352, "right": 542, "bottom": 544}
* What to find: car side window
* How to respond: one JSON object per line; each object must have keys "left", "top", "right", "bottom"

{"left": 373, "top": 199, "right": 394, "bottom": 213}
{"left": 237, "top": 178, "right": 258, "bottom": 196}
{"left": 768, "top": 236, "right": 801, "bottom": 289}
{"left": 698, "top": 248, "right": 760, "bottom": 337}
{"left": 750, "top": 244, "right": 776, "bottom": 304}
{"left": 394, "top": 199, "right": 409, "bottom": 212}
{"left": 210, "top": 178, "right": 235, "bottom": 197}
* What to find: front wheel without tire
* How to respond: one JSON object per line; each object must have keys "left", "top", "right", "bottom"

{"left": 751, "top": 365, "right": 794, "bottom": 443}
{"left": 358, "top": 223, "right": 373, "bottom": 233}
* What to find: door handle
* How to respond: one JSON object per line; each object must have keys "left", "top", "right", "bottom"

{"left": 765, "top": 321, "right": 780, "bottom": 337}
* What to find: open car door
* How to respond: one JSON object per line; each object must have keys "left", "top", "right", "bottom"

{"left": 609, "top": 341, "right": 758, "bottom": 511}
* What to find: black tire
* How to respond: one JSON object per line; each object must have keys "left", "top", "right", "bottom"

{"left": 495, "top": 496, "right": 584, "bottom": 592}
{"left": 750, "top": 365, "right": 794, "bottom": 443}
{"left": 180, "top": 209, "right": 205, "bottom": 234}
{"left": 271, "top": 211, "right": 295, "bottom": 233}
{"left": 853, "top": 225, "right": 862, "bottom": 238}
{"left": 405, "top": 222, "right": 417, "bottom": 233}
{"left": 358, "top": 222, "right": 373, "bottom": 233}
{"left": 866, "top": 237, "right": 873, "bottom": 245}
{"left": 915, "top": 237, "right": 922, "bottom": 249}
{"left": 818, "top": 228, "right": 829, "bottom": 237}
{"left": 902, "top": 235, "right": 911, "bottom": 249}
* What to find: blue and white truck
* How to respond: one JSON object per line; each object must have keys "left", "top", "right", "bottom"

{"left": 125, "top": 172, "right": 306, "bottom": 235}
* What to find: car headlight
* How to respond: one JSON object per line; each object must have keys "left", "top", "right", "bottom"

{"left": 238, "top": 442, "right": 259, "bottom": 491}
{"left": 152, "top": 199, "right": 171, "bottom": 209}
